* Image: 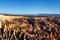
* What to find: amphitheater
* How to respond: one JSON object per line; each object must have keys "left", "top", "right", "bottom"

{"left": 0, "top": 15, "right": 60, "bottom": 40}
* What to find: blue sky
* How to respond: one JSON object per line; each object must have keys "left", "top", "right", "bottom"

{"left": 0, "top": 0, "right": 60, "bottom": 14}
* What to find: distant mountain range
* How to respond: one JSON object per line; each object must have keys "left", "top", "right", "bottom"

{"left": 0, "top": 13, "right": 60, "bottom": 17}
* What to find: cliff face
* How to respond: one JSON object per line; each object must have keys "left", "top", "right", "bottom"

{"left": 0, "top": 15, "right": 60, "bottom": 40}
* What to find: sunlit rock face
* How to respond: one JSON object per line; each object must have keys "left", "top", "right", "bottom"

{"left": 0, "top": 14, "right": 60, "bottom": 40}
